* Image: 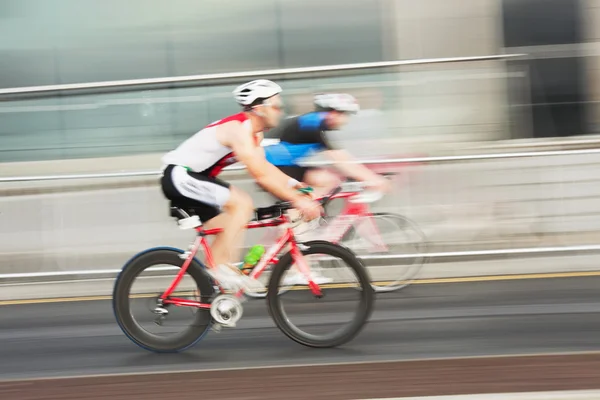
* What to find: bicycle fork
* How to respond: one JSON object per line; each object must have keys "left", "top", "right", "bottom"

{"left": 290, "top": 240, "right": 324, "bottom": 298}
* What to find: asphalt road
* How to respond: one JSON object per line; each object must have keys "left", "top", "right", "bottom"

{"left": 1, "top": 275, "right": 600, "bottom": 381}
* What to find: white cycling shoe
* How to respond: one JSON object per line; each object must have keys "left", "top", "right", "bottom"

{"left": 283, "top": 269, "right": 333, "bottom": 286}
{"left": 206, "top": 264, "right": 265, "bottom": 292}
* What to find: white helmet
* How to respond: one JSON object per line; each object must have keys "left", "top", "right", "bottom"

{"left": 314, "top": 93, "right": 360, "bottom": 114}
{"left": 233, "top": 79, "right": 282, "bottom": 106}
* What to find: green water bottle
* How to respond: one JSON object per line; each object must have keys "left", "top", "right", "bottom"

{"left": 240, "top": 245, "right": 265, "bottom": 275}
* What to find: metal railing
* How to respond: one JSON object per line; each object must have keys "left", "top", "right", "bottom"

{"left": 4, "top": 147, "right": 600, "bottom": 183}
{"left": 0, "top": 54, "right": 524, "bottom": 96}
{"left": 3, "top": 244, "right": 600, "bottom": 281}
{"left": 4, "top": 147, "right": 600, "bottom": 280}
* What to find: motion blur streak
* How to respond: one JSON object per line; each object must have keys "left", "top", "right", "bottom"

{"left": 2, "top": 0, "right": 600, "bottom": 398}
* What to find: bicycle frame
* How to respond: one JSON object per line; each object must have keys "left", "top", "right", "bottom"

{"left": 314, "top": 160, "right": 424, "bottom": 251}
{"left": 320, "top": 191, "right": 388, "bottom": 252}
{"left": 158, "top": 213, "right": 323, "bottom": 310}
{"left": 155, "top": 160, "right": 422, "bottom": 310}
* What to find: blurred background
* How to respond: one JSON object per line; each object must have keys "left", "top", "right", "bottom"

{"left": 3, "top": 0, "right": 598, "bottom": 162}
{"left": 3, "top": 2, "right": 600, "bottom": 398}
{"left": 2, "top": 0, "right": 600, "bottom": 282}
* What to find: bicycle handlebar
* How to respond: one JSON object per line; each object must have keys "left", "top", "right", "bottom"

{"left": 273, "top": 185, "right": 342, "bottom": 211}
{"left": 254, "top": 179, "right": 384, "bottom": 222}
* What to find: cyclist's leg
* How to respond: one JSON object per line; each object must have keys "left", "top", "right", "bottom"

{"left": 206, "top": 189, "right": 264, "bottom": 291}
{"left": 275, "top": 166, "right": 336, "bottom": 284}
{"left": 208, "top": 186, "right": 254, "bottom": 266}
{"left": 261, "top": 165, "right": 341, "bottom": 196}
{"left": 303, "top": 167, "right": 342, "bottom": 197}
{"left": 161, "top": 166, "right": 252, "bottom": 265}
{"left": 162, "top": 165, "right": 261, "bottom": 291}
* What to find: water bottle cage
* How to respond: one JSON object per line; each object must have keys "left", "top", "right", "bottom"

{"left": 253, "top": 206, "right": 284, "bottom": 221}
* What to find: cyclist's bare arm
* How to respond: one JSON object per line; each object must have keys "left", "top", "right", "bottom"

{"left": 322, "top": 149, "right": 388, "bottom": 188}
{"left": 219, "top": 122, "right": 321, "bottom": 217}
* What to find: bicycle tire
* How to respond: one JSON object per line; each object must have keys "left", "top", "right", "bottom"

{"left": 113, "top": 247, "right": 215, "bottom": 353}
{"left": 267, "top": 240, "right": 374, "bottom": 348}
{"left": 339, "top": 213, "right": 428, "bottom": 293}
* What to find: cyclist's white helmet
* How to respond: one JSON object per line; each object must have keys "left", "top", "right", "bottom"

{"left": 314, "top": 93, "right": 360, "bottom": 114}
{"left": 233, "top": 79, "right": 282, "bottom": 106}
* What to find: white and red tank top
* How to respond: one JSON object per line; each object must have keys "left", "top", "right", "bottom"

{"left": 162, "top": 112, "right": 257, "bottom": 177}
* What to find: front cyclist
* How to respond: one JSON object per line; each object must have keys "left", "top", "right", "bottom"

{"left": 160, "top": 79, "right": 322, "bottom": 291}
{"left": 264, "top": 93, "right": 390, "bottom": 199}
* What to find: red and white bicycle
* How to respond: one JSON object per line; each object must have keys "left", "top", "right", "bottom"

{"left": 112, "top": 190, "right": 374, "bottom": 352}
{"left": 245, "top": 171, "right": 428, "bottom": 298}
{"left": 321, "top": 176, "right": 427, "bottom": 292}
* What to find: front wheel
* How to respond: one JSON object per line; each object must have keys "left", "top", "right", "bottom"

{"left": 267, "top": 240, "right": 374, "bottom": 348}
{"left": 339, "top": 213, "right": 428, "bottom": 293}
{"left": 113, "top": 248, "right": 215, "bottom": 353}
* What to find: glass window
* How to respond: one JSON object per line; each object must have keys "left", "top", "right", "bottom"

{"left": 279, "top": 0, "right": 384, "bottom": 67}
{"left": 0, "top": 62, "right": 513, "bottom": 162}
{"left": 0, "top": 0, "right": 384, "bottom": 88}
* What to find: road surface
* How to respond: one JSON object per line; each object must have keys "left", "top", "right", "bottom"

{"left": 2, "top": 274, "right": 600, "bottom": 380}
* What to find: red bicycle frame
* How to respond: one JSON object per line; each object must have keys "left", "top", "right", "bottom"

{"left": 157, "top": 157, "right": 423, "bottom": 310}
{"left": 318, "top": 158, "right": 425, "bottom": 251}
{"left": 312, "top": 188, "right": 390, "bottom": 256}
{"left": 158, "top": 212, "right": 322, "bottom": 310}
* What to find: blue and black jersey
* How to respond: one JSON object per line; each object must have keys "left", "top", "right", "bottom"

{"left": 264, "top": 112, "right": 335, "bottom": 166}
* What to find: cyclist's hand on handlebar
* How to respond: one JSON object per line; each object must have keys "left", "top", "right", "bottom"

{"left": 296, "top": 185, "right": 315, "bottom": 199}
{"left": 293, "top": 196, "right": 322, "bottom": 221}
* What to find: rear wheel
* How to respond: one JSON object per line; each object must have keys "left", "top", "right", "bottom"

{"left": 267, "top": 240, "right": 374, "bottom": 348}
{"left": 113, "top": 248, "right": 215, "bottom": 353}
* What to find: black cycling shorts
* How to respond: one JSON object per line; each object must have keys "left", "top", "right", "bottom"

{"left": 275, "top": 165, "right": 316, "bottom": 182}
{"left": 161, "top": 164, "right": 231, "bottom": 223}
